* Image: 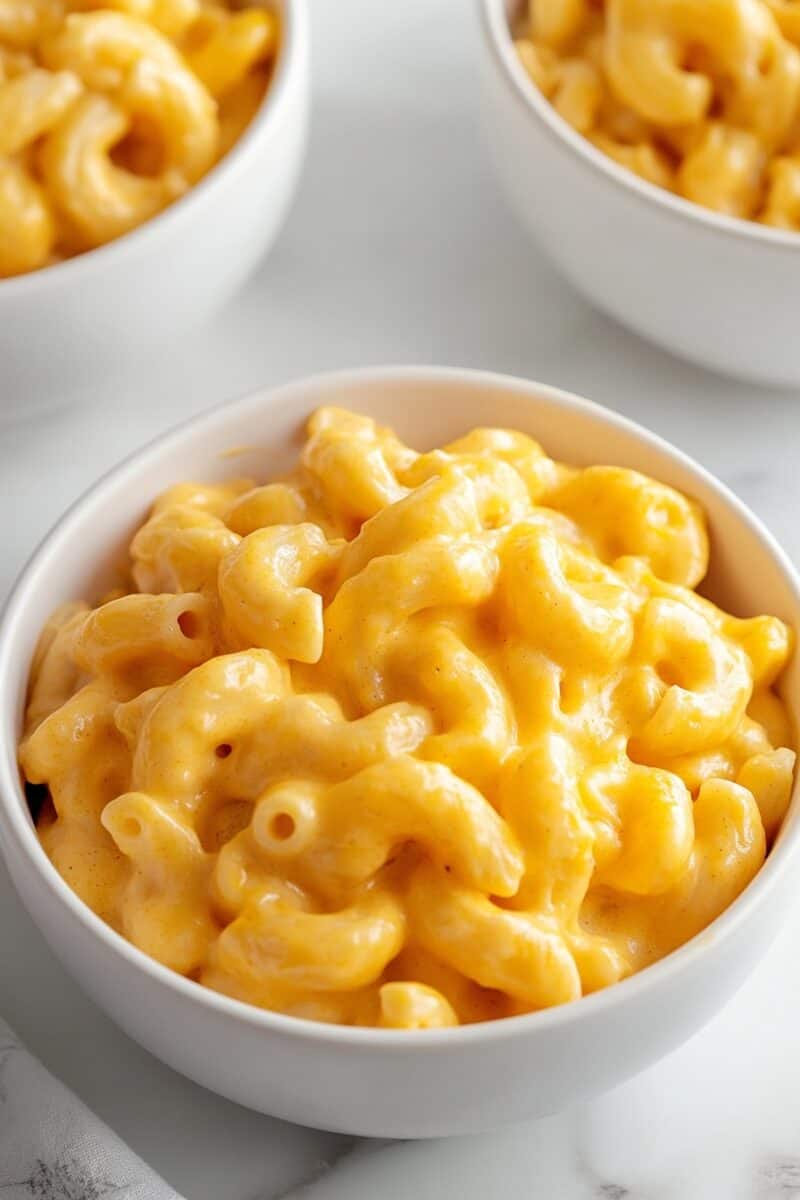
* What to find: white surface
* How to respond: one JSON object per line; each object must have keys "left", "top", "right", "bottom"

{"left": 7, "top": 369, "right": 800, "bottom": 1143}
{"left": 0, "top": 0, "right": 309, "bottom": 398}
{"left": 1, "top": 0, "right": 800, "bottom": 1194}
{"left": 481, "top": 0, "right": 800, "bottom": 388}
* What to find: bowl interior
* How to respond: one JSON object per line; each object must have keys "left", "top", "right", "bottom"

{"left": 2, "top": 368, "right": 799, "bottom": 954}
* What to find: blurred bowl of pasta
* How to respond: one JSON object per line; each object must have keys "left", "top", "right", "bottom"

{"left": 0, "top": 0, "right": 308, "bottom": 394}
{"left": 480, "top": 0, "right": 800, "bottom": 386}
{"left": 1, "top": 366, "right": 800, "bottom": 1137}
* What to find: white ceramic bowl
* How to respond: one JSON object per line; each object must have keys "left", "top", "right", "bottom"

{"left": 479, "top": 0, "right": 800, "bottom": 387}
{"left": 0, "top": 0, "right": 308, "bottom": 395}
{"left": 1, "top": 367, "right": 799, "bottom": 1138}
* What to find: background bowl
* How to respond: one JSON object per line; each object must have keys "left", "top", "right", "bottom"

{"left": 1, "top": 366, "right": 799, "bottom": 1138}
{"left": 0, "top": 0, "right": 308, "bottom": 399}
{"left": 479, "top": 0, "right": 800, "bottom": 388}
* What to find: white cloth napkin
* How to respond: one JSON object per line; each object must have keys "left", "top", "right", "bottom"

{"left": 0, "top": 1016, "right": 183, "bottom": 1199}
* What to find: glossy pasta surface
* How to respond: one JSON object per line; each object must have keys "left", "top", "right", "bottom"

{"left": 0, "top": 0, "right": 278, "bottom": 277}
{"left": 515, "top": 0, "right": 800, "bottom": 229}
{"left": 20, "top": 408, "right": 796, "bottom": 1028}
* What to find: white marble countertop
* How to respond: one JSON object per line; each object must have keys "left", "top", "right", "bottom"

{"left": 2, "top": 0, "right": 800, "bottom": 1195}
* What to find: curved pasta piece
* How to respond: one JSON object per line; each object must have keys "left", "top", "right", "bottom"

{"left": 0, "top": 157, "right": 55, "bottom": 276}
{"left": 640, "top": 711, "right": 780, "bottom": 796}
{"left": 213, "top": 891, "right": 406, "bottom": 992}
{"left": 302, "top": 407, "right": 412, "bottom": 525}
{"left": 748, "top": 688, "right": 793, "bottom": 752}
{"left": 131, "top": 504, "right": 240, "bottom": 593}
{"left": 378, "top": 982, "right": 458, "bottom": 1029}
{"left": 605, "top": 0, "right": 747, "bottom": 126}
{"left": 212, "top": 822, "right": 313, "bottom": 916}
{"left": 398, "top": 455, "right": 531, "bottom": 531}
{"left": 200, "top": 964, "right": 369, "bottom": 1024}
{"left": 0, "top": 67, "right": 81, "bottom": 156}
{"left": 102, "top": 790, "right": 216, "bottom": 973}
{"left": 724, "top": 612, "right": 793, "bottom": 688}
{"left": 500, "top": 518, "right": 636, "bottom": 669}
{"left": 606, "top": 9, "right": 711, "bottom": 126}
{"left": 307, "top": 406, "right": 417, "bottom": 470}
{"left": 241, "top": 696, "right": 433, "bottom": 785}
{"left": 184, "top": 7, "right": 276, "bottom": 99}
{"left": 547, "top": 465, "right": 709, "bottom": 588}
{"left": 656, "top": 778, "right": 766, "bottom": 951}
{"left": 25, "top": 602, "right": 89, "bottom": 732}
{"left": 516, "top": 36, "right": 560, "bottom": 98}
{"left": 724, "top": 14, "right": 800, "bottom": 148}
{"left": 73, "top": 591, "right": 214, "bottom": 682}
{"left": 408, "top": 863, "right": 581, "bottom": 1009}
{"left": 565, "top": 929, "right": 630, "bottom": 995}
{"left": 388, "top": 623, "right": 514, "bottom": 789}
{"left": 441, "top": 426, "right": 562, "bottom": 503}
{"left": 678, "top": 124, "right": 766, "bottom": 219}
{"left": 737, "top": 747, "right": 796, "bottom": 840}
{"left": 219, "top": 524, "right": 337, "bottom": 663}
{"left": 305, "top": 755, "right": 523, "bottom": 896}
{"left": 39, "top": 92, "right": 179, "bottom": 247}
{"left": 22, "top": 684, "right": 132, "bottom": 922}
{"left": 550, "top": 58, "right": 603, "bottom": 133}
{"left": 581, "top": 759, "right": 694, "bottom": 895}
{"left": 226, "top": 483, "right": 308, "bottom": 537}
{"left": 21, "top": 682, "right": 130, "bottom": 819}
{"left": 39, "top": 815, "right": 127, "bottom": 924}
{"left": 41, "top": 11, "right": 217, "bottom": 185}
{"left": 497, "top": 732, "right": 595, "bottom": 916}
{"left": 578, "top": 777, "right": 767, "bottom": 971}
{"left": 323, "top": 538, "right": 498, "bottom": 710}
{"left": 130, "top": 650, "right": 289, "bottom": 808}
{"left": 496, "top": 639, "right": 563, "bottom": 743}
{"left": 335, "top": 468, "right": 484, "bottom": 586}
{"left": 632, "top": 598, "right": 753, "bottom": 757}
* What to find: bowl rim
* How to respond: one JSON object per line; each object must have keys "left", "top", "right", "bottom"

{"left": 0, "top": 0, "right": 307, "bottom": 298}
{"left": 2, "top": 363, "right": 799, "bottom": 1050}
{"left": 480, "top": 0, "right": 800, "bottom": 252}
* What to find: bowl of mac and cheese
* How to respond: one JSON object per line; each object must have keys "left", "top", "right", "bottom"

{"left": 1, "top": 367, "right": 799, "bottom": 1137}
{"left": 481, "top": 0, "right": 800, "bottom": 385}
{"left": 0, "top": 0, "right": 307, "bottom": 388}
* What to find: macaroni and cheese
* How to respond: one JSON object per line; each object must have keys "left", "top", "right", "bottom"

{"left": 20, "top": 408, "right": 795, "bottom": 1028}
{"left": 515, "top": 0, "right": 800, "bottom": 228}
{"left": 0, "top": 0, "right": 279, "bottom": 277}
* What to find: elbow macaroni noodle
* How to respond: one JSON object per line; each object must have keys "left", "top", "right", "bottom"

{"left": 515, "top": 0, "right": 800, "bottom": 229}
{"left": 20, "top": 408, "right": 796, "bottom": 1028}
{"left": 0, "top": 0, "right": 278, "bottom": 276}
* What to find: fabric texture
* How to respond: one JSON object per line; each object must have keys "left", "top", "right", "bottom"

{"left": 0, "top": 1016, "right": 183, "bottom": 1200}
